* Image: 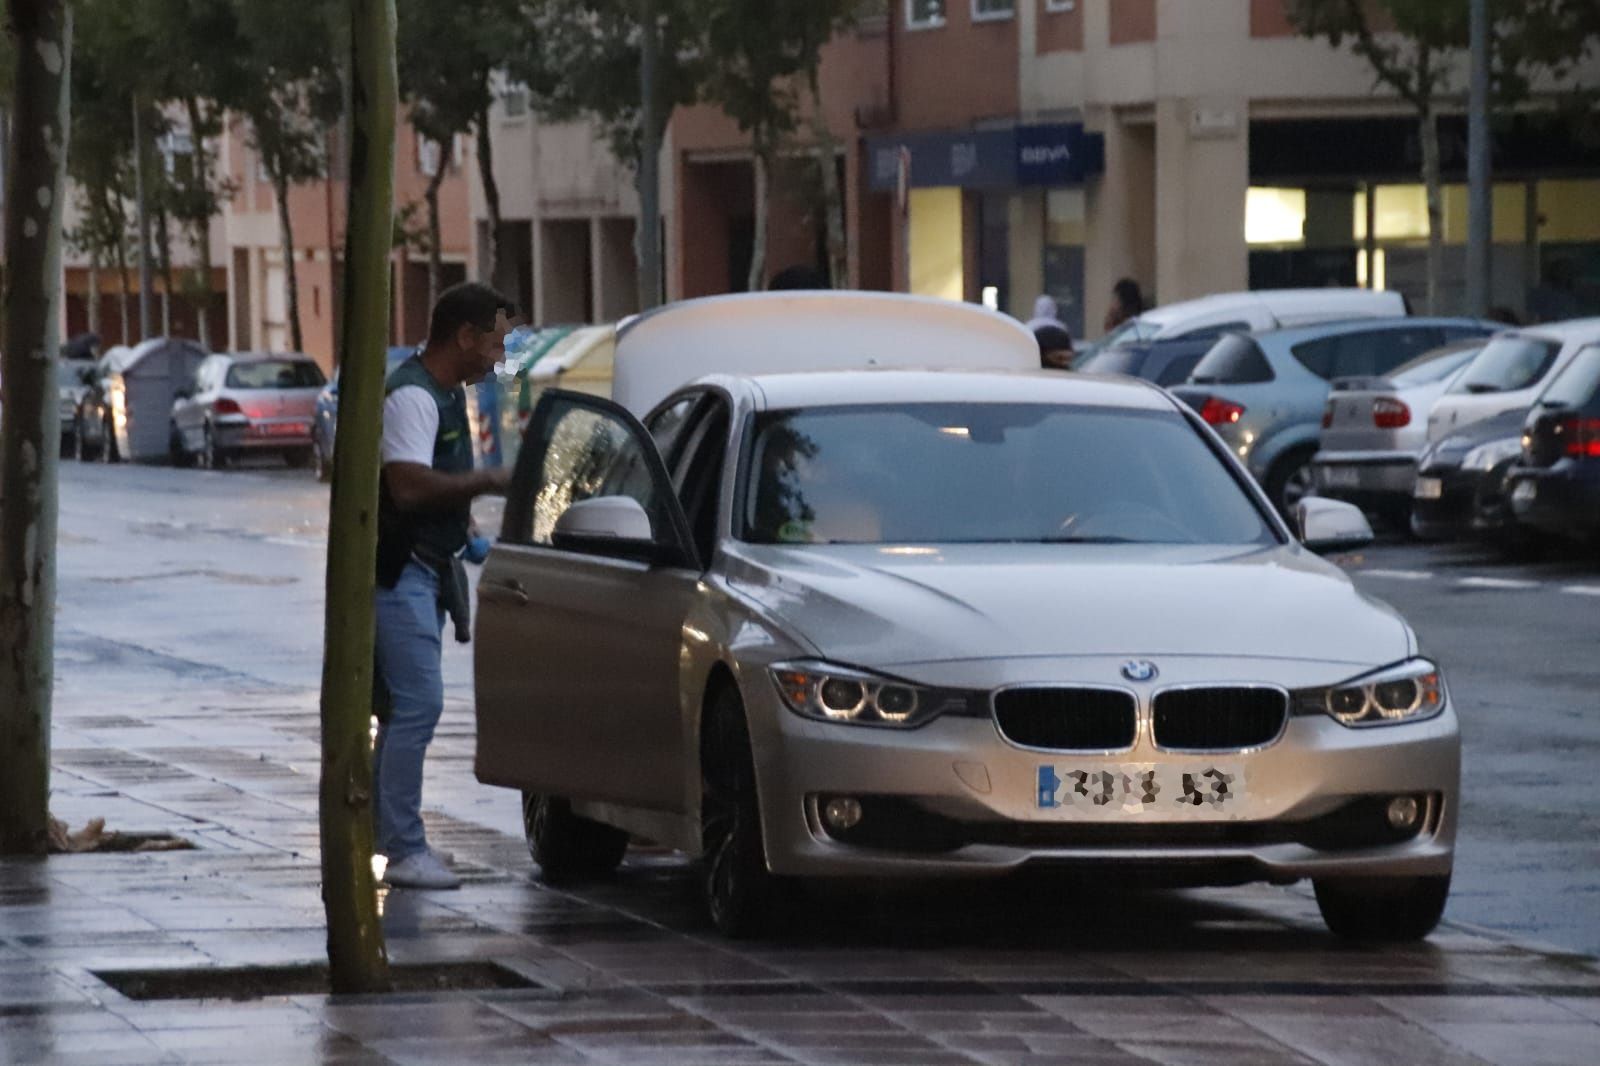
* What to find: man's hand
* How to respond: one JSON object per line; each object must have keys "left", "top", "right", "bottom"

{"left": 385, "top": 462, "right": 510, "bottom": 513}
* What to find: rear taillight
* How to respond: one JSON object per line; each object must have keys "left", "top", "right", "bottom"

{"left": 214, "top": 398, "right": 243, "bottom": 416}
{"left": 1560, "top": 415, "right": 1600, "bottom": 459}
{"left": 1372, "top": 398, "right": 1411, "bottom": 429}
{"left": 1321, "top": 402, "right": 1334, "bottom": 429}
{"left": 1199, "top": 397, "right": 1246, "bottom": 426}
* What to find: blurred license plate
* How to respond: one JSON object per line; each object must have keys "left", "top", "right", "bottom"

{"left": 1414, "top": 476, "right": 1443, "bottom": 500}
{"left": 256, "top": 422, "right": 305, "bottom": 436}
{"left": 1512, "top": 480, "right": 1536, "bottom": 504}
{"left": 1321, "top": 466, "right": 1361, "bottom": 489}
{"left": 1036, "top": 763, "right": 1244, "bottom": 816}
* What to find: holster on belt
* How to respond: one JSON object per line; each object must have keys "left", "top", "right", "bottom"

{"left": 413, "top": 544, "right": 472, "bottom": 644}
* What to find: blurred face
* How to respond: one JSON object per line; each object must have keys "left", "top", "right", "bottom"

{"left": 455, "top": 309, "right": 512, "bottom": 384}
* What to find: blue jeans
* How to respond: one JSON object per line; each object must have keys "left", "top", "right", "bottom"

{"left": 373, "top": 560, "right": 445, "bottom": 862}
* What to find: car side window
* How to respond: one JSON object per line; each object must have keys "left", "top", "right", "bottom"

{"left": 1176, "top": 321, "right": 1249, "bottom": 344}
{"left": 671, "top": 397, "right": 732, "bottom": 565}
{"left": 1293, "top": 328, "right": 1444, "bottom": 380}
{"left": 646, "top": 395, "right": 697, "bottom": 459}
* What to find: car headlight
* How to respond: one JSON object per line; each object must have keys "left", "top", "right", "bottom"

{"left": 769, "top": 661, "right": 980, "bottom": 728}
{"left": 1461, "top": 437, "right": 1522, "bottom": 472}
{"left": 1293, "top": 659, "right": 1446, "bottom": 728}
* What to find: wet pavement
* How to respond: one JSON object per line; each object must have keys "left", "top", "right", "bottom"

{"left": 2, "top": 461, "right": 1598, "bottom": 1065}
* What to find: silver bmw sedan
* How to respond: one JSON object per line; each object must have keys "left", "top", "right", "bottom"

{"left": 474, "top": 350, "right": 1458, "bottom": 943}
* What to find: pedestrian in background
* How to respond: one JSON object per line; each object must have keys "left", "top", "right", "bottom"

{"left": 1027, "top": 294, "right": 1075, "bottom": 370}
{"left": 373, "top": 282, "right": 514, "bottom": 890}
{"left": 1104, "top": 277, "right": 1146, "bottom": 333}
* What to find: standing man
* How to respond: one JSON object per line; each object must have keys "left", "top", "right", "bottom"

{"left": 374, "top": 282, "right": 514, "bottom": 890}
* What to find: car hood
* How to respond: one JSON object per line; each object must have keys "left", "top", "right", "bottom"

{"left": 722, "top": 542, "right": 1409, "bottom": 669}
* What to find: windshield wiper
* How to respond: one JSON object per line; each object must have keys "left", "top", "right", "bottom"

{"left": 1038, "top": 535, "right": 1141, "bottom": 544}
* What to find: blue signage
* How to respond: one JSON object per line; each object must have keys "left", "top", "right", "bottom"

{"left": 866, "top": 123, "right": 1104, "bottom": 192}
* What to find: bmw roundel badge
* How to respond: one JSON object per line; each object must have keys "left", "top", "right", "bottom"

{"left": 1121, "top": 660, "right": 1158, "bottom": 683}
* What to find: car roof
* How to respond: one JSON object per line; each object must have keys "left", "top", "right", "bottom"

{"left": 1502, "top": 317, "right": 1600, "bottom": 346}
{"left": 1137, "top": 288, "right": 1404, "bottom": 329}
{"left": 1253, "top": 316, "right": 1490, "bottom": 347}
{"left": 730, "top": 368, "right": 1177, "bottom": 413}
{"left": 226, "top": 351, "right": 318, "bottom": 362}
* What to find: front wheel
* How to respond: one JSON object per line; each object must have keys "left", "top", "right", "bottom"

{"left": 1314, "top": 874, "right": 1450, "bottom": 942}
{"left": 169, "top": 424, "right": 193, "bottom": 468}
{"left": 1266, "top": 447, "right": 1318, "bottom": 519}
{"left": 521, "top": 792, "right": 628, "bottom": 886}
{"left": 202, "top": 425, "right": 228, "bottom": 470}
{"left": 701, "top": 683, "right": 790, "bottom": 938}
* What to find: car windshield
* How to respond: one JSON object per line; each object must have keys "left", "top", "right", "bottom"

{"left": 742, "top": 403, "right": 1277, "bottom": 547}
{"left": 1390, "top": 346, "right": 1480, "bottom": 388}
{"left": 1537, "top": 346, "right": 1600, "bottom": 408}
{"left": 1453, "top": 336, "right": 1560, "bottom": 394}
{"left": 225, "top": 360, "right": 326, "bottom": 389}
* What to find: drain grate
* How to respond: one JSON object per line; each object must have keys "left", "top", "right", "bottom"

{"left": 94, "top": 961, "right": 542, "bottom": 1001}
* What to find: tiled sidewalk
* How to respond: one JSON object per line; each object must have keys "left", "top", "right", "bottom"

{"left": 2, "top": 635, "right": 1597, "bottom": 1065}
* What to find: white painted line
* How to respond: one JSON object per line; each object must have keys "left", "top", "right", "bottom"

{"left": 1356, "top": 569, "right": 1435, "bottom": 581}
{"left": 1457, "top": 576, "right": 1541, "bottom": 590}
{"left": 1560, "top": 584, "right": 1600, "bottom": 597}
{"left": 262, "top": 536, "right": 324, "bottom": 550}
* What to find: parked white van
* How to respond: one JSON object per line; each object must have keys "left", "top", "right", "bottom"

{"left": 1086, "top": 289, "right": 1409, "bottom": 358}
{"left": 1425, "top": 319, "right": 1600, "bottom": 442}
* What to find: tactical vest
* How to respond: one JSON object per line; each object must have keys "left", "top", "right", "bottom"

{"left": 375, "top": 355, "right": 474, "bottom": 588}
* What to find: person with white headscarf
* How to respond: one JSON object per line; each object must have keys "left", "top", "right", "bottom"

{"left": 1025, "top": 295, "right": 1074, "bottom": 370}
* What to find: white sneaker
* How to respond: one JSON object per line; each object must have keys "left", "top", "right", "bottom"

{"left": 383, "top": 849, "right": 461, "bottom": 890}
{"left": 427, "top": 846, "right": 455, "bottom": 866}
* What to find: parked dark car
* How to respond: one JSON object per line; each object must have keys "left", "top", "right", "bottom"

{"left": 1507, "top": 342, "right": 1600, "bottom": 544}
{"left": 1410, "top": 406, "right": 1533, "bottom": 550}
{"left": 311, "top": 346, "right": 417, "bottom": 481}
{"left": 1076, "top": 337, "right": 1212, "bottom": 386}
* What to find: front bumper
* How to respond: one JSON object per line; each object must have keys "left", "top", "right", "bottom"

{"left": 748, "top": 663, "right": 1458, "bottom": 885}
{"left": 1311, "top": 451, "right": 1417, "bottom": 512}
{"left": 1507, "top": 461, "right": 1600, "bottom": 539}
{"left": 1410, "top": 465, "right": 1476, "bottom": 539}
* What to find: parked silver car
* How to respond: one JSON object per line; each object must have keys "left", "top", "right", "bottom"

{"left": 474, "top": 297, "right": 1459, "bottom": 944}
{"left": 1310, "top": 340, "right": 1486, "bottom": 526}
{"left": 1172, "top": 318, "right": 1496, "bottom": 515}
{"left": 169, "top": 352, "right": 326, "bottom": 469}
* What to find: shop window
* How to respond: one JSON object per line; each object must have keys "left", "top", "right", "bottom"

{"left": 1537, "top": 179, "right": 1600, "bottom": 243}
{"left": 973, "top": 0, "right": 1015, "bottom": 20}
{"left": 1246, "top": 187, "right": 1306, "bottom": 246}
{"left": 907, "top": 0, "right": 945, "bottom": 28}
{"left": 909, "top": 187, "right": 963, "bottom": 301}
{"left": 1045, "top": 188, "right": 1085, "bottom": 246}
{"left": 1354, "top": 186, "right": 1429, "bottom": 242}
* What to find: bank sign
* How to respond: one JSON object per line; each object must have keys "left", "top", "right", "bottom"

{"left": 867, "top": 123, "right": 1105, "bottom": 192}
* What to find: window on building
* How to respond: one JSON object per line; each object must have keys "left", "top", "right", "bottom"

{"left": 1246, "top": 188, "right": 1307, "bottom": 246}
{"left": 973, "top": 0, "right": 1015, "bottom": 20}
{"left": 502, "top": 88, "right": 529, "bottom": 119}
{"left": 1045, "top": 0, "right": 1078, "bottom": 11}
{"left": 907, "top": 0, "right": 945, "bottom": 27}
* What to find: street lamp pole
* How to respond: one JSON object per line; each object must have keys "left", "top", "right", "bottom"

{"left": 1466, "top": 0, "right": 1491, "bottom": 318}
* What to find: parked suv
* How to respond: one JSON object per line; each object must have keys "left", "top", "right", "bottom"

{"left": 1173, "top": 319, "right": 1496, "bottom": 515}
{"left": 170, "top": 352, "right": 326, "bottom": 469}
{"left": 1508, "top": 342, "right": 1600, "bottom": 543}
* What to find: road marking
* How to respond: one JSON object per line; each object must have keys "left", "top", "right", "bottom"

{"left": 1457, "top": 576, "right": 1541, "bottom": 590}
{"left": 262, "top": 536, "right": 324, "bottom": 550}
{"left": 1560, "top": 584, "right": 1600, "bottom": 597}
{"left": 1356, "top": 569, "right": 1435, "bottom": 581}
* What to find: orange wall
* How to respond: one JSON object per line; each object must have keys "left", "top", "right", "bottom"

{"left": 1110, "top": 0, "right": 1157, "bottom": 45}
{"left": 894, "top": 5, "right": 1019, "bottom": 131}
{"left": 1038, "top": 0, "right": 1085, "bottom": 54}
{"left": 1250, "top": 0, "right": 1295, "bottom": 38}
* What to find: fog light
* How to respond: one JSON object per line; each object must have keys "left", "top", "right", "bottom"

{"left": 1386, "top": 795, "right": 1421, "bottom": 831}
{"left": 823, "top": 796, "right": 863, "bottom": 831}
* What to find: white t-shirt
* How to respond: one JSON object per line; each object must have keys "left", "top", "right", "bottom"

{"left": 381, "top": 386, "right": 438, "bottom": 467}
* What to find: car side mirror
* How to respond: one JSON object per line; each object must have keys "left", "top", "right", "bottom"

{"left": 551, "top": 496, "right": 662, "bottom": 563}
{"left": 1296, "top": 496, "right": 1374, "bottom": 554}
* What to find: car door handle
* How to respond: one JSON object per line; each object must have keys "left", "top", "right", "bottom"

{"left": 481, "top": 578, "right": 529, "bottom": 606}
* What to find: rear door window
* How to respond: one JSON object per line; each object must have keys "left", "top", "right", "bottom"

{"left": 1454, "top": 336, "right": 1562, "bottom": 394}
{"left": 1189, "top": 335, "right": 1274, "bottom": 384}
{"left": 1291, "top": 327, "right": 1443, "bottom": 380}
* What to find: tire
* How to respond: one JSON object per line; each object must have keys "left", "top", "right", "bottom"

{"left": 168, "top": 424, "right": 193, "bottom": 468}
{"left": 1265, "top": 447, "right": 1318, "bottom": 520}
{"left": 521, "top": 792, "right": 628, "bottom": 886}
{"left": 701, "top": 683, "right": 789, "bottom": 938}
{"left": 202, "top": 424, "right": 228, "bottom": 470}
{"left": 1314, "top": 874, "right": 1450, "bottom": 942}
{"left": 74, "top": 418, "right": 101, "bottom": 462}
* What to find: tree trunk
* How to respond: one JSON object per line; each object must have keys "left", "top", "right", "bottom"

{"left": 185, "top": 96, "right": 213, "bottom": 349}
{"left": 0, "top": 0, "right": 72, "bottom": 857}
{"left": 156, "top": 203, "right": 174, "bottom": 336}
{"left": 475, "top": 105, "right": 513, "bottom": 299}
{"left": 88, "top": 259, "right": 101, "bottom": 336}
{"left": 746, "top": 141, "right": 769, "bottom": 293}
{"left": 635, "top": 0, "right": 662, "bottom": 310}
{"left": 112, "top": 189, "right": 131, "bottom": 341}
{"left": 320, "top": 0, "right": 396, "bottom": 996}
{"left": 809, "top": 69, "right": 847, "bottom": 288}
{"left": 423, "top": 154, "right": 445, "bottom": 310}
{"left": 1419, "top": 102, "right": 1444, "bottom": 316}
{"left": 274, "top": 167, "right": 305, "bottom": 352}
